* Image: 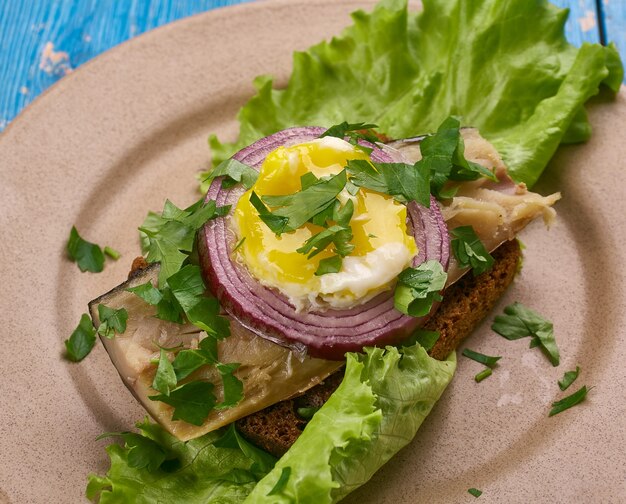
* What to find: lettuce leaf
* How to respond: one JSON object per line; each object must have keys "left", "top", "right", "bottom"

{"left": 86, "top": 419, "right": 275, "bottom": 503}
{"left": 244, "top": 344, "right": 456, "bottom": 503}
{"left": 205, "top": 0, "right": 622, "bottom": 190}
{"left": 88, "top": 345, "right": 454, "bottom": 503}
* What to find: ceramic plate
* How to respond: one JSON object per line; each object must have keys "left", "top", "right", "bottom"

{"left": 1, "top": 0, "right": 625, "bottom": 502}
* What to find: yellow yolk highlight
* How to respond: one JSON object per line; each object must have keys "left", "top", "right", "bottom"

{"left": 233, "top": 137, "right": 417, "bottom": 310}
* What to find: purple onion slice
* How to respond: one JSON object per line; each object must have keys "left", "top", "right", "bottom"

{"left": 199, "top": 127, "right": 449, "bottom": 360}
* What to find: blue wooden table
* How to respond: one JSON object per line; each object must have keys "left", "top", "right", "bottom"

{"left": 1, "top": 0, "right": 624, "bottom": 132}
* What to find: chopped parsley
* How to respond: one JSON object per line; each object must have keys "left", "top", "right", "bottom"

{"left": 67, "top": 226, "right": 105, "bottom": 273}
{"left": 474, "top": 368, "right": 492, "bottom": 383}
{"left": 450, "top": 226, "right": 495, "bottom": 276}
{"left": 296, "top": 406, "right": 321, "bottom": 420}
{"left": 468, "top": 488, "right": 483, "bottom": 498}
{"left": 126, "top": 281, "right": 163, "bottom": 306}
{"left": 152, "top": 349, "right": 177, "bottom": 396}
{"left": 64, "top": 314, "right": 96, "bottom": 362}
{"left": 260, "top": 168, "right": 348, "bottom": 232}
{"left": 314, "top": 255, "right": 343, "bottom": 276}
{"left": 492, "top": 302, "right": 560, "bottom": 366}
{"left": 103, "top": 246, "right": 121, "bottom": 260}
{"left": 462, "top": 348, "right": 501, "bottom": 368}
{"left": 149, "top": 380, "right": 217, "bottom": 426}
{"left": 346, "top": 159, "right": 430, "bottom": 207}
{"left": 205, "top": 157, "right": 259, "bottom": 189}
{"left": 139, "top": 198, "right": 229, "bottom": 287}
{"left": 96, "top": 304, "right": 128, "bottom": 339}
{"left": 320, "top": 121, "right": 379, "bottom": 153}
{"left": 417, "top": 116, "right": 497, "bottom": 199}
{"left": 394, "top": 260, "right": 447, "bottom": 317}
{"left": 549, "top": 385, "right": 589, "bottom": 417}
{"left": 558, "top": 366, "right": 581, "bottom": 391}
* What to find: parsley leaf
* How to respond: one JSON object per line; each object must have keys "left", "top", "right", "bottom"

{"left": 315, "top": 255, "right": 343, "bottom": 276}
{"left": 103, "top": 246, "right": 121, "bottom": 260}
{"left": 558, "top": 366, "right": 581, "bottom": 391}
{"left": 394, "top": 260, "right": 447, "bottom": 317}
{"left": 249, "top": 191, "right": 291, "bottom": 235}
{"left": 67, "top": 227, "right": 105, "bottom": 273}
{"left": 549, "top": 385, "right": 588, "bottom": 417}
{"left": 462, "top": 348, "right": 501, "bottom": 368}
{"left": 213, "top": 423, "right": 277, "bottom": 477}
{"left": 320, "top": 121, "right": 379, "bottom": 152}
{"left": 126, "top": 281, "right": 163, "bottom": 305}
{"left": 96, "top": 304, "right": 128, "bottom": 339}
{"left": 152, "top": 349, "right": 177, "bottom": 396}
{"left": 261, "top": 169, "right": 348, "bottom": 232}
{"left": 64, "top": 314, "right": 97, "bottom": 362}
{"left": 450, "top": 226, "right": 495, "bottom": 276}
{"left": 167, "top": 265, "right": 230, "bottom": 338}
{"left": 215, "top": 362, "right": 244, "bottom": 409}
{"left": 139, "top": 198, "right": 229, "bottom": 287}
{"left": 346, "top": 159, "right": 430, "bottom": 207}
{"left": 205, "top": 158, "right": 259, "bottom": 189}
{"left": 417, "top": 116, "right": 496, "bottom": 199}
{"left": 474, "top": 368, "right": 493, "bottom": 382}
{"left": 267, "top": 466, "right": 292, "bottom": 496}
{"left": 492, "top": 302, "right": 560, "bottom": 366}
{"left": 468, "top": 488, "right": 483, "bottom": 498}
{"left": 296, "top": 406, "right": 321, "bottom": 420}
{"left": 149, "top": 381, "right": 217, "bottom": 426}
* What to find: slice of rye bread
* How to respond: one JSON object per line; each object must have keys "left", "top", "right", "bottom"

{"left": 236, "top": 239, "right": 522, "bottom": 457}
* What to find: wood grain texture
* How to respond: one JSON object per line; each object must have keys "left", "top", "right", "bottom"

{"left": 598, "top": 0, "right": 626, "bottom": 66}
{"left": 0, "top": 0, "right": 621, "bottom": 132}
{"left": 0, "top": 0, "right": 252, "bottom": 130}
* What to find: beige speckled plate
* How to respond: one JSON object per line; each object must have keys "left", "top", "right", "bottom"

{"left": 1, "top": 1, "right": 625, "bottom": 502}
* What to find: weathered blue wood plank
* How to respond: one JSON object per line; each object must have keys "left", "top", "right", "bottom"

{"left": 551, "top": 0, "right": 601, "bottom": 46}
{"left": 598, "top": 0, "right": 626, "bottom": 73}
{"left": 0, "top": 0, "right": 615, "bottom": 133}
{"left": 0, "top": 0, "right": 253, "bottom": 130}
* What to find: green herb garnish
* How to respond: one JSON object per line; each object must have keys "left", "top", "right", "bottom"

{"left": 296, "top": 406, "right": 321, "bottom": 420}
{"left": 96, "top": 304, "right": 128, "bottom": 339}
{"left": 492, "top": 302, "right": 560, "bottom": 366}
{"left": 64, "top": 314, "right": 97, "bottom": 362}
{"left": 346, "top": 159, "right": 430, "bottom": 207}
{"left": 103, "top": 246, "right": 121, "bottom": 260}
{"left": 205, "top": 158, "right": 259, "bottom": 189}
{"left": 462, "top": 348, "right": 501, "bottom": 368}
{"left": 450, "top": 226, "right": 495, "bottom": 276}
{"left": 152, "top": 349, "right": 177, "bottom": 396}
{"left": 260, "top": 169, "right": 348, "bottom": 233}
{"left": 474, "top": 368, "right": 493, "bottom": 383}
{"left": 126, "top": 281, "right": 163, "bottom": 306}
{"left": 67, "top": 226, "right": 105, "bottom": 273}
{"left": 314, "top": 255, "right": 343, "bottom": 276}
{"left": 558, "top": 366, "right": 580, "bottom": 391}
{"left": 149, "top": 380, "right": 217, "bottom": 426}
{"left": 139, "top": 198, "right": 229, "bottom": 287}
{"left": 468, "top": 488, "right": 483, "bottom": 498}
{"left": 320, "top": 121, "right": 379, "bottom": 153}
{"left": 394, "top": 260, "right": 447, "bottom": 317}
{"left": 549, "top": 385, "right": 588, "bottom": 417}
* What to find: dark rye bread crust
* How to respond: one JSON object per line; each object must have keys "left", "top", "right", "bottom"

{"left": 236, "top": 239, "right": 522, "bottom": 457}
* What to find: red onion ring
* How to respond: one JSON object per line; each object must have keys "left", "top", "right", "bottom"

{"left": 199, "top": 127, "right": 449, "bottom": 360}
